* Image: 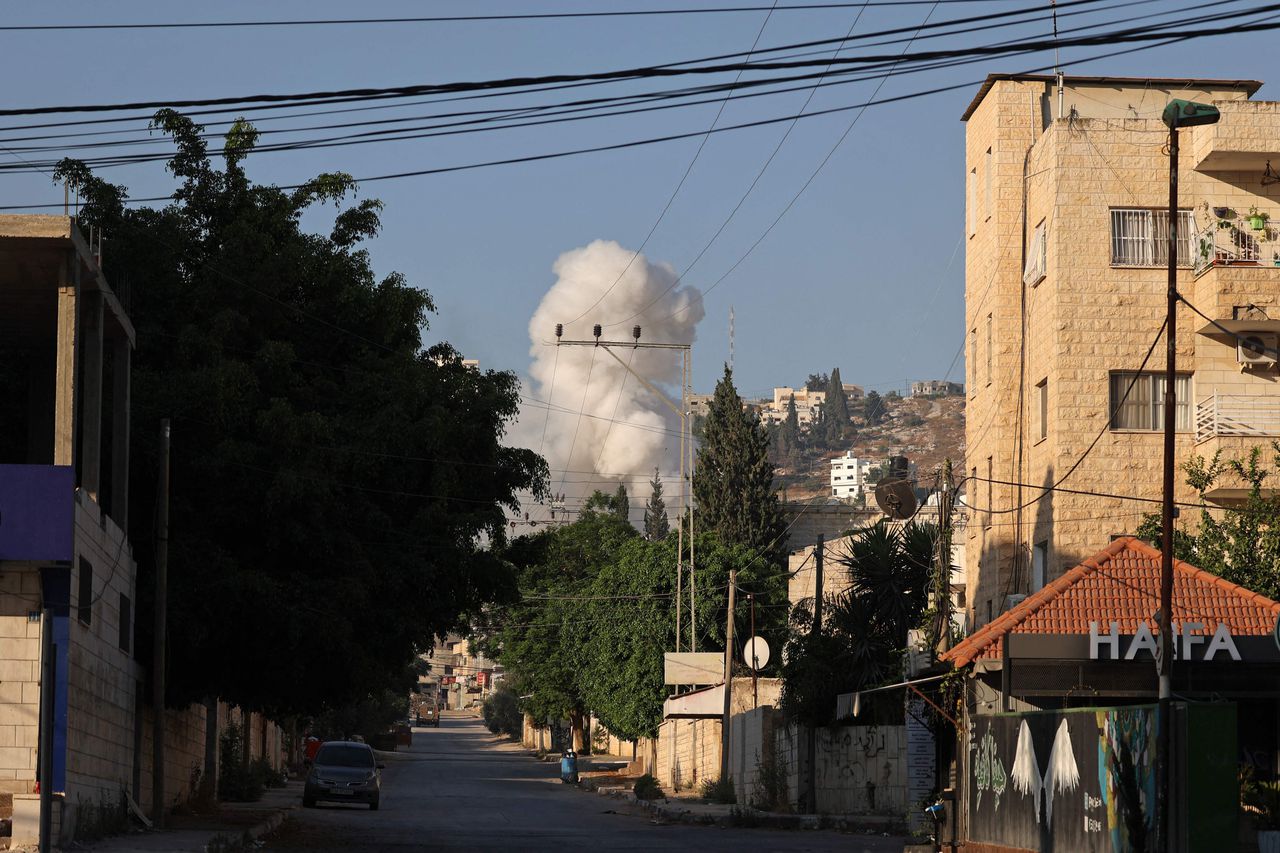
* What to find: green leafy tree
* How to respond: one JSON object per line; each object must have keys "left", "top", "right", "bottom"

{"left": 694, "top": 366, "right": 786, "bottom": 561}
{"left": 484, "top": 502, "right": 637, "bottom": 747}
{"left": 578, "top": 533, "right": 786, "bottom": 741}
{"left": 643, "top": 469, "right": 670, "bottom": 541}
{"left": 1136, "top": 445, "right": 1280, "bottom": 598}
{"left": 50, "top": 112, "right": 545, "bottom": 716}
{"left": 805, "top": 373, "right": 829, "bottom": 392}
{"left": 863, "top": 390, "right": 886, "bottom": 426}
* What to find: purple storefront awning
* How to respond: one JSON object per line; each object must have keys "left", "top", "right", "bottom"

{"left": 0, "top": 465, "right": 74, "bottom": 561}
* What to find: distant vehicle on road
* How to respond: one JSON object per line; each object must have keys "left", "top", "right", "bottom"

{"left": 416, "top": 706, "right": 440, "bottom": 727}
{"left": 303, "top": 741, "right": 383, "bottom": 810}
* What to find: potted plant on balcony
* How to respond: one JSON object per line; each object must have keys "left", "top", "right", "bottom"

{"left": 1249, "top": 206, "right": 1270, "bottom": 231}
{"left": 1213, "top": 205, "right": 1234, "bottom": 220}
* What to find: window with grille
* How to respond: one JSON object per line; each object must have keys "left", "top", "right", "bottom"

{"left": 985, "top": 314, "right": 993, "bottom": 385}
{"left": 1110, "top": 208, "right": 1195, "bottom": 267}
{"left": 1036, "top": 378, "right": 1048, "bottom": 441}
{"left": 1024, "top": 220, "right": 1047, "bottom": 285}
{"left": 968, "top": 168, "right": 977, "bottom": 236}
{"left": 1109, "top": 372, "right": 1191, "bottom": 430}
{"left": 78, "top": 558, "right": 93, "bottom": 625}
{"left": 984, "top": 148, "right": 993, "bottom": 220}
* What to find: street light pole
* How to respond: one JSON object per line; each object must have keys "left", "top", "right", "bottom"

{"left": 1158, "top": 98, "right": 1219, "bottom": 853}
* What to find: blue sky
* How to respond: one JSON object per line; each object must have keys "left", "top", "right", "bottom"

{"left": 0, "top": 1, "right": 1273, "bottom": 401}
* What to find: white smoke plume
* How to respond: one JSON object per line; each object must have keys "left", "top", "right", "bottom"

{"left": 517, "top": 239, "right": 704, "bottom": 521}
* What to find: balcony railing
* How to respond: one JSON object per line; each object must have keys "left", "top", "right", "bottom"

{"left": 1195, "top": 393, "right": 1280, "bottom": 443}
{"left": 1194, "top": 220, "right": 1264, "bottom": 276}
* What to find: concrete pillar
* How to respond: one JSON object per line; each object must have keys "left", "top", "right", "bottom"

{"left": 111, "top": 338, "right": 131, "bottom": 529}
{"left": 80, "top": 290, "right": 104, "bottom": 500}
{"left": 53, "top": 256, "right": 77, "bottom": 467}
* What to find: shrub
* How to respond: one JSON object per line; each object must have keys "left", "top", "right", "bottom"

{"left": 751, "top": 750, "right": 791, "bottom": 812}
{"left": 700, "top": 776, "right": 736, "bottom": 804}
{"left": 633, "top": 773, "right": 664, "bottom": 801}
{"left": 482, "top": 687, "right": 522, "bottom": 738}
{"left": 218, "top": 724, "right": 264, "bottom": 803}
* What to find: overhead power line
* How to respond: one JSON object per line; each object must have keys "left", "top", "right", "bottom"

{"left": 0, "top": 2, "right": 1033, "bottom": 32}
{"left": 0, "top": 2, "right": 1265, "bottom": 119}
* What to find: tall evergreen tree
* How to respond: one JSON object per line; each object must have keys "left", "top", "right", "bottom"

{"left": 694, "top": 365, "right": 787, "bottom": 560}
{"left": 825, "top": 367, "right": 851, "bottom": 444}
{"left": 782, "top": 393, "right": 801, "bottom": 452}
{"left": 643, "top": 469, "right": 669, "bottom": 540}
{"left": 613, "top": 482, "right": 631, "bottom": 524}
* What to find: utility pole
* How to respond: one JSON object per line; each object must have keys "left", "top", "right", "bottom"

{"left": 554, "top": 325, "right": 693, "bottom": 654}
{"left": 37, "top": 606, "right": 53, "bottom": 853}
{"left": 152, "top": 419, "right": 170, "bottom": 828}
{"left": 719, "top": 568, "right": 737, "bottom": 784}
{"left": 936, "top": 461, "right": 955, "bottom": 656}
{"left": 807, "top": 534, "right": 824, "bottom": 814}
{"left": 749, "top": 593, "right": 757, "bottom": 709}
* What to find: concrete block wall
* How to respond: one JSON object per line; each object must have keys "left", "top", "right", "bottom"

{"left": 655, "top": 718, "right": 720, "bottom": 792}
{"left": 0, "top": 568, "right": 43, "bottom": 795}
{"left": 66, "top": 502, "right": 138, "bottom": 811}
{"left": 776, "top": 723, "right": 909, "bottom": 815}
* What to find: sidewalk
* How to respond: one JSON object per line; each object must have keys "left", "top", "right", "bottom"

{"left": 72, "top": 782, "right": 301, "bottom": 853}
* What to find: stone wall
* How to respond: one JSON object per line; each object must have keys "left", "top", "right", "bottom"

{"left": 776, "top": 722, "right": 909, "bottom": 815}
{"left": 655, "top": 718, "right": 721, "bottom": 792}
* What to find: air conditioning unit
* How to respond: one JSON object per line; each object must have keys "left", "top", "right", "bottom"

{"left": 1238, "top": 333, "right": 1278, "bottom": 366}
{"left": 1004, "top": 593, "right": 1027, "bottom": 612}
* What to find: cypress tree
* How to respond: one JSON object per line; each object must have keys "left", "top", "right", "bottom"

{"left": 613, "top": 482, "right": 630, "bottom": 524}
{"left": 782, "top": 393, "right": 801, "bottom": 452}
{"left": 694, "top": 365, "right": 786, "bottom": 560}
{"left": 643, "top": 469, "right": 669, "bottom": 541}
{"left": 825, "top": 367, "right": 851, "bottom": 444}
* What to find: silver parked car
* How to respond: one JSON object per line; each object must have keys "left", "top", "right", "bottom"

{"left": 303, "top": 741, "right": 383, "bottom": 809}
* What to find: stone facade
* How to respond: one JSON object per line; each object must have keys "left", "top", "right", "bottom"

{"left": 963, "top": 74, "right": 1280, "bottom": 630}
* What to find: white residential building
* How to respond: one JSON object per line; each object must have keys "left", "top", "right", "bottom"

{"left": 829, "top": 451, "right": 872, "bottom": 500}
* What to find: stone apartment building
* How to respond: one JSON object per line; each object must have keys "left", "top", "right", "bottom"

{"left": 963, "top": 73, "right": 1280, "bottom": 629}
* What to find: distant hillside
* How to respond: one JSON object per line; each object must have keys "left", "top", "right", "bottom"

{"left": 770, "top": 392, "right": 965, "bottom": 501}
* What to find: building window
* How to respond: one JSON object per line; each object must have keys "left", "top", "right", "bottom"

{"left": 1109, "top": 372, "right": 1191, "bottom": 431}
{"left": 985, "top": 314, "right": 993, "bottom": 386}
{"left": 119, "top": 593, "right": 132, "bottom": 653}
{"left": 1110, "top": 208, "right": 1195, "bottom": 267}
{"left": 1023, "top": 219, "right": 1047, "bottom": 285}
{"left": 77, "top": 557, "right": 93, "bottom": 626}
{"left": 968, "top": 167, "right": 977, "bottom": 236}
{"left": 1036, "top": 378, "right": 1048, "bottom": 441}
{"left": 985, "top": 456, "right": 993, "bottom": 528}
{"left": 984, "top": 148, "right": 993, "bottom": 220}
{"left": 969, "top": 327, "right": 977, "bottom": 391}
{"left": 1032, "top": 541, "right": 1047, "bottom": 591}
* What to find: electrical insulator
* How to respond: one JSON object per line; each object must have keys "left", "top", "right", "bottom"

{"left": 555, "top": 323, "right": 563, "bottom": 339}
{"left": 592, "top": 324, "right": 602, "bottom": 339}
{"left": 632, "top": 325, "right": 642, "bottom": 342}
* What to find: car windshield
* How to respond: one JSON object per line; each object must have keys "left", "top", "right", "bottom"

{"left": 315, "top": 745, "right": 375, "bottom": 768}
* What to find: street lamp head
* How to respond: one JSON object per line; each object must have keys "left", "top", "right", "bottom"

{"left": 1163, "top": 99, "right": 1220, "bottom": 129}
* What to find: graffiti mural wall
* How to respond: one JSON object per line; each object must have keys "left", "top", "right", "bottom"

{"left": 968, "top": 706, "right": 1159, "bottom": 851}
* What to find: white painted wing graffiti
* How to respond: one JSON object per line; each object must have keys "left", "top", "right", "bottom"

{"left": 1043, "top": 719, "right": 1080, "bottom": 828}
{"left": 1010, "top": 720, "right": 1043, "bottom": 821}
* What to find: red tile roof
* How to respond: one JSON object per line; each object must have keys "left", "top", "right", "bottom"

{"left": 943, "top": 537, "right": 1280, "bottom": 667}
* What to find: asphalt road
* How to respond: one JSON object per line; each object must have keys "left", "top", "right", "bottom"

{"left": 263, "top": 715, "right": 906, "bottom": 852}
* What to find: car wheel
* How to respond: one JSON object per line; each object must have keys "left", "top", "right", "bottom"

{"left": 369, "top": 799, "right": 380, "bottom": 811}
{"left": 303, "top": 796, "right": 316, "bottom": 808}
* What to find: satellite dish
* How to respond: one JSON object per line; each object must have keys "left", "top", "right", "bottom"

{"left": 743, "top": 636, "right": 770, "bottom": 671}
{"left": 875, "top": 478, "right": 919, "bottom": 520}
